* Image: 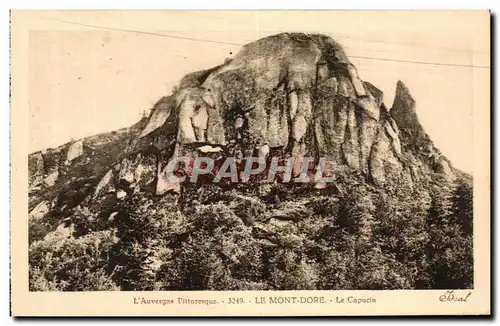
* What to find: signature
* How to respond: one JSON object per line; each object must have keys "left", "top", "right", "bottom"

{"left": 439, "top": 290, "right": 472, "bottom": 302}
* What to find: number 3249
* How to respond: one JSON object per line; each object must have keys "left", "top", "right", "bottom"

{"left": 228, "top": 298, "right": 245, "bottom": 304}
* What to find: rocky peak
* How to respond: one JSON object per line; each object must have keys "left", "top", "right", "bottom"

{"left": 389, "top": 80, "right": 455, "bottom": 181}
{"left": 29, "top": 33, "right": 463, "bottom": 218}
{"left": 134, "top": 33, "right": 435, "bottom": 190}
{"left": 390, "top": 80, "right": 424, "bottom": 142}
{"left": 393, "top": 80, "right": 416, "bottom": 111}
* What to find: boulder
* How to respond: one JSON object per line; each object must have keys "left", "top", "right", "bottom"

{"left": 66, "top": 140, "right": 84, "bottom": 163}
{"left": 29, "top": 201, "right": 50, "bottom": 220}
{"left": 93, "top": 169, "right": 115, "bottom": 198}
{"left": 43, "top": 170, "right": 59, "bottom": 187}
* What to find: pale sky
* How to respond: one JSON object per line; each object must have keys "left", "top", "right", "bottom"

{"left": 28, "top": 11, "right": 490, "bottom": 173}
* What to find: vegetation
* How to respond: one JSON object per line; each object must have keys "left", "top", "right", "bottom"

{"left": 28, "top": 175, "right": 473, "bottom": 291}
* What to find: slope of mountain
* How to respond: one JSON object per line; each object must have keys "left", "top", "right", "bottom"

{"left": 28, "top": 33, "right": 473, "bottom": 291}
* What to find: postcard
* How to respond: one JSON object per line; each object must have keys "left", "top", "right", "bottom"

{"left": 11, "top": 10, "right": 491, "bottom": 316}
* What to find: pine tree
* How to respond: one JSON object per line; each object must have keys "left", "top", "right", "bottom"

{"left": 451, "top": 180, "right": 473, "bottom": 234}
{"left": 426, "top": 183, "right": 472, "bottom": 289}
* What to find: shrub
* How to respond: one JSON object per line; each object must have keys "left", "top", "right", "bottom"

{"left": 28, "top": 217, "right": 51, "bottom": 244}
{"left": 29, "top": 230, "right": 119, "bottom": 291}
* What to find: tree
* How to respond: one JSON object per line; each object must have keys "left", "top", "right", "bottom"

{"left": 426, "top": 183, "right": 473, "bottom": 289}
{"left": 107, "top": 194, "right": 185, "bottom": 290}
{"left": 29, "top": 230, "right": 119, "bottom": 291}
{"left": 158, "top": 203, "right": 264, "bottom": 290}
{"left": 451, "top": 180, "right": 473, "bottom": 234}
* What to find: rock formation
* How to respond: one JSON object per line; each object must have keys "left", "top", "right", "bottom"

{"left": 133, "top": 33, "right": 458, "bottom": 192}
{"left": 28, "top": 32, "right": 465, "bottom": 224}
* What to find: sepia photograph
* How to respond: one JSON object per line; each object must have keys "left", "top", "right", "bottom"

{"left": 11, "top": 10, "right": 491, "bottom": 316}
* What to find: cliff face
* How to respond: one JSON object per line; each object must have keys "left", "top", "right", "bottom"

{"left": 28, "top": 32, "right": 462, "bottom": 226}
{"left": 134, "top": 32, "right": 456, "bottom": 192}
